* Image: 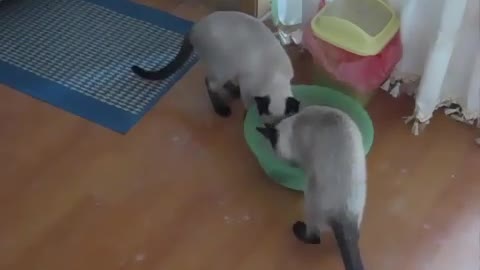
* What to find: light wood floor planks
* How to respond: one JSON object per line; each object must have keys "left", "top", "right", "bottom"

{"left": 0, "top": 1, "right": 479, "bottom": 269}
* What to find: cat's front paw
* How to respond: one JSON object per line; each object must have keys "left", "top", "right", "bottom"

{"left": 214, "top": 106, "right": 232, "bottom": 117}
{"left": 207, "top": 88, "right": 232, "bottom": 117}
{"left": 293, "top": 221, "right": 321, "bottom": 244}
{"left": 224, "top": 81, "right": 241, "bottom": 99}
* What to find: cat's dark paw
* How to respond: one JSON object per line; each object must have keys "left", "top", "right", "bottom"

{"left": 224, "top": 81, "right": 241, "bottom": 99}
{"left": 207, "top": 88, "right": 231, "bottom": 118}
{"left": 293, "top": 221, "right": 321, "bottom": 244}
{"left": 214, "top": 106, "right": 232, "bottom": 117}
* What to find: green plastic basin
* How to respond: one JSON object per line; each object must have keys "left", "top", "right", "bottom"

{"left": 244, "top": 85, "right": 374, "bottom": 191}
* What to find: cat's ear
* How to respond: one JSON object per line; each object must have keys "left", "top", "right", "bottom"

{"left": 254, "top": 96, "right": 271, "bottom": 115}
{"left": 256, "top": 126, "right": 278, "bottom": 148}
{"left": 285, "top": 97, "right": 300, "bottom": 115}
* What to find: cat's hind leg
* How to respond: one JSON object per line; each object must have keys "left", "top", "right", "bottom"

{"left": 293, "top": 192, "right": 321, "bottom": 244}
{"left": 205, "top": 76, "right": 231, "bottom": 117}
{"left": 293, "top": 221, "right": 321, "bottom": 244}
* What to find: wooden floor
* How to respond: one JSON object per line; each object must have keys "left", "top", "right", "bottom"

{"left": 1, "top": 1, "right": 479, "bottom": 270}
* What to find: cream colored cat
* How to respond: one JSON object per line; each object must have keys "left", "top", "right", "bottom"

{"left": 257, "top": 105, "right": 367, "bottom": 270}
{"left": 132, "top": 11, "right": 299, "bottom": 122}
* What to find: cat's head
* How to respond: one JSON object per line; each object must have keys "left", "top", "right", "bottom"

{"left": 254, "top": 95, "right": 300, "bottom": 124}
{"left": 255, "top": 115, "right": 296, "bottom": 162}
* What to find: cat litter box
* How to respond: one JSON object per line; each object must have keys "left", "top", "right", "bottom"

{"left": 303, "top": 0, "right": 402, "bottom": 94}
{"left": 244, "top": 85, "right": 374, "bottom": 191}
{"left": 311, "top": 0, "right": 400, "bottom": 56}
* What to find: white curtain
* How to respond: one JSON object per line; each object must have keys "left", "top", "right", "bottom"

{"left": 382, "top": 0, "right": 480, "bottom": 138}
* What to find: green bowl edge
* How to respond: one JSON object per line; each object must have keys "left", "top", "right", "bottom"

{"left": 244, "top": 85, "right": 374, "bottom": 191}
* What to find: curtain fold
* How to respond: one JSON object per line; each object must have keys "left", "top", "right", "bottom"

{"left": 382, "top": 0, "right": 480, "bottom": 139}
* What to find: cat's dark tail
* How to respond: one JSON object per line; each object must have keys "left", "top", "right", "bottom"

{"left": 330, "top": 217, "right": 364, "bottom": 270}
{"left": 131, "top": 34, "right": 193, "bottom": 80}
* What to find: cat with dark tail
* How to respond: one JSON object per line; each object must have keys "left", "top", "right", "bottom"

{"left": 131, "top": 34, "right": 193, "bottom": 80}
{"left": 130, "top": 11, "right": 300, "bottom": 121}
{"left": 256, "top": 105, "right": 368, "bottom": 270}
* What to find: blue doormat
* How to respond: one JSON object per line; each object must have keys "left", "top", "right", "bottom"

{"left": 0, "top": 0, "right": 198, "bottom": 133}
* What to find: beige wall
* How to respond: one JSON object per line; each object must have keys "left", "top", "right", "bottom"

{"left": 202, "top": 0, "right": 241, "bottom": 10}
{"left": 256, "top": 0, "right": 271, "bottom": 18}
{"left": 200, "top": 0, "right": 271, "bottom": 18}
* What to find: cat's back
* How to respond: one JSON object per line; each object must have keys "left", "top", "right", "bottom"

{"left": 292, "top": 106, "right": 365, "bottom": 173}
{"left": 189, "top": 11, "right": 289, "bottom": 69}
{"left": 293, "top": 106, "right": 367, "bottom": 222}
{"left": 293, "top": 106, "right": 362, "bottom": 146}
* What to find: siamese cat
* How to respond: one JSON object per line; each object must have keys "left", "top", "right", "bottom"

{"left": 256, "top": 106, "right": 366, "bottom": 270}
{"left": 131, "top": 11, "right": 300, "bottom": 122}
